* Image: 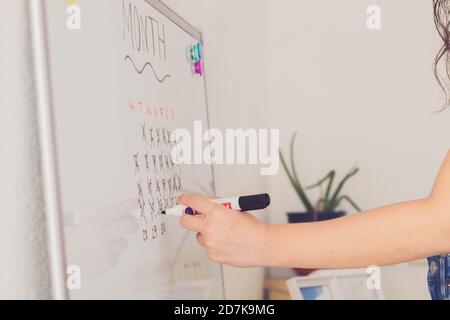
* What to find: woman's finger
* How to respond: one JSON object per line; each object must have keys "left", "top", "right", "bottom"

{"left": 178, "top": 194, "right": 219, "bottom": 216}
{"left": 179, "top": 214, "right": 205, "bottom": 233}
{"left": 196, "top": 233, "right": 206, "bottom": 247}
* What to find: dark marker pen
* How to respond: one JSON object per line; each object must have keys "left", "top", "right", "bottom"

{"left": 161, "top": 193, "right": 271, "bottom": 216}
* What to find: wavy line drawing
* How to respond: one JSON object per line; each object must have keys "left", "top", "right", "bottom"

{"left": 124, "top": 55, "right": 172, "bottom": 83}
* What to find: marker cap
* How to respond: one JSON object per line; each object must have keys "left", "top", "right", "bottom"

{"left": 238, "top": 193, "right": 270, "bottom": 211}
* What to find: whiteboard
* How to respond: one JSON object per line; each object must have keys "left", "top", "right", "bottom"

{"left": 33, "top": 0, "right": 224, "bottom": 299}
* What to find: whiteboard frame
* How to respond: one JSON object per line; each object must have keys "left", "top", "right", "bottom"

{"left": 31, "top": 0, "right": 223, "bottom": 300}
{"left": 30, "top": 0, "right": 68, "bottom": 300}
{"left": 144, "top": 0, "right": 201, "bottom": 41}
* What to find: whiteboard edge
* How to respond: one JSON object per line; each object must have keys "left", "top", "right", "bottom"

{"left": 144, "top": 0, "right": 202, "bottom": 42}
{"left": 199, "top": 37, "right": 226, "bottom": 300}
{"left": 145, "top": 0, "right": 225, "bottom": 300}
{"left": 30, "top": 0, "right": 68, "bottom": 300}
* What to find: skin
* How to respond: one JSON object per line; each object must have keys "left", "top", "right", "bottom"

{"left": 179, "top": 150, "right": 450, "bottom": 269}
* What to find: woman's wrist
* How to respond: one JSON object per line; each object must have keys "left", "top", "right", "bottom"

{"left": 259, "top": 223, "right": 301, "bottom": 268}
{"left": 258, "top": 223, "right": 277, "bottom": 267}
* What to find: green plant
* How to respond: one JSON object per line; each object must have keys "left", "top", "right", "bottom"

{"left": 279, "top": 133, "right": 362, "bottom": 219}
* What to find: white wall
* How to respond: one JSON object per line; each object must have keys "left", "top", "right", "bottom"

{"left": 162, "top": 0, "right": 270, "bottom": 300}
{"left": 268, "top": 0, "right": 450, "bottom": 299}
{"left": 162, "top": 0, "right": 450, "bottom": 300}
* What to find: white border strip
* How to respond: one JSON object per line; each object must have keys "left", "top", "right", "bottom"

{"left": 30, "top": 0, "right": 68, "bottom": 300}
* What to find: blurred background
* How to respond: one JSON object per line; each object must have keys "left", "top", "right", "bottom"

{"left": 1, "top": 0, "right": 449, "bottom": 299}
{"left": 162, "top": 0, "right": 450, "bottom": 299}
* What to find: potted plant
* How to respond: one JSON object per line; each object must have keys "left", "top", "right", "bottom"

{"left": 280, "top": 132, "right": 362, "bottom": 275}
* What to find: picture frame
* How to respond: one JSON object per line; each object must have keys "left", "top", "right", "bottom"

{"left": 287, "top": 269, "right": 385, "bottom": 300}
{"left": 286, "top": 276, "right": 343, "bottom": 300}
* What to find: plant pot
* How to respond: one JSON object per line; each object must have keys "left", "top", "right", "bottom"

{"left": 287, "top": 211, "right": 346, "bottom": 276}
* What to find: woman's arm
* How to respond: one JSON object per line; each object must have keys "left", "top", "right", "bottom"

{"left": 267, "top": 198, "right": 449, "bottom": 269}
{"left": 179, "top": 151, "right": 450, "bottom": 269}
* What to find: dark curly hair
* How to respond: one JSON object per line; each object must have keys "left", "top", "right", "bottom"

{"left": 434, "top": 0, "right": 450, "bottom": 111}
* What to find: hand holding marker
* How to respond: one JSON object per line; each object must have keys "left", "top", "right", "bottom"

{"left": 162, "top": 194, "right": 271, "bottom": 216}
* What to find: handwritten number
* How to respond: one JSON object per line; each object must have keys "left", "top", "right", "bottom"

{"left": 133, "top": 123, "right": 182, "bottom": 242}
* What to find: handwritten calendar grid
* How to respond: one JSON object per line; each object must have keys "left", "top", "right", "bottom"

{"left": 129, "top": 98, "right": 182, "bottom": 243}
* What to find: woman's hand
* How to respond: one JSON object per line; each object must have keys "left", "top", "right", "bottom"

{"left": 178, "top": 194, "right": 269, "bottom": 268}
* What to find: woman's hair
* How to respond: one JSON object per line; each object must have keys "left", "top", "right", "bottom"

{"left": 433, "top": 0, "right": 450, "bottom": 111}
